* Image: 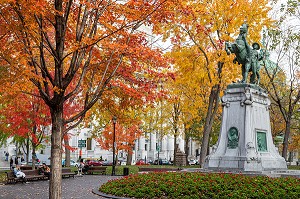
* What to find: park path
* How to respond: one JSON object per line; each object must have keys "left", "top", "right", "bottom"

{"left": 0, "top": 175, "right": 120, "bottom": 199}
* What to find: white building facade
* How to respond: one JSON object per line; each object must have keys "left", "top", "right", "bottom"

{"left": 67, "top": 128, "right": 199, "bottom": 164}
{"left": 1, "top": 128, "right": 200, "bottom": 166}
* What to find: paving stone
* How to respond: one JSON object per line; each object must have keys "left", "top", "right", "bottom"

{"left": 0, "top": 175, "right": 121, "bottom": 199}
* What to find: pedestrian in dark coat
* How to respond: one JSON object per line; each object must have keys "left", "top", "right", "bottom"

{"left": 10, "top": 157, "right": 14, "bottom": 170}
{"left": 15, "top": 156, "right": 19, "bottom": 166}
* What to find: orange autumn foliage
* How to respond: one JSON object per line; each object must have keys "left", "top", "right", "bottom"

{"left": 0, "top": 93, "right": 51, "bottom": 143}
{"left": 96, "top": 121, "right": 142, "bottom": 155}
{"left": 0, "top": 1, "right": 171, "bottom": 197}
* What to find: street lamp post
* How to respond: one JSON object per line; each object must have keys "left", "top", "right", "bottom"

{"left": 112, "top": 116, "right": 117, "bottom": 176}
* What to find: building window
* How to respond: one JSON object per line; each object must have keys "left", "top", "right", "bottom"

{"left": 87, "top": 138, "right": 92, "bottom": 150}
{"left": 40, "top": 150, "right": 44, "bottom": 154}
{"left": 145, "top": 144, "right": 147, "bottom": 151}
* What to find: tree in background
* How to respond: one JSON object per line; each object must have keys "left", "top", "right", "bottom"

{"left": 290, "top": 108, "right": 300, "bottom": 158}
{"left": 0, "top": 89, "right": 81, "bottom": 168}
{"left": 96, "top": 120, "right": 142, "bottom": 163}
{"left": 261, "top": 0, "right": 300, "bottom": 160}
{"left": 155, "top": 0, "right": 272, "bottom": 167}
{"left": 0, "top": 93, "right": 51, "bottom": 168}
{"left": 0, "top": 1, "right": 170, "bottom": 198}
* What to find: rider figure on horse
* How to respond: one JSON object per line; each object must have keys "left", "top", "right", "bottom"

{"left": 238, "top": 23, "right": 252, "bottom": 83}
{"left": 225, "top": 23, "right": 263, "bottom": 84}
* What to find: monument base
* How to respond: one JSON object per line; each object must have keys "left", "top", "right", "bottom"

{"left": 204, "top": 83, "right": 287, "bottom": 172}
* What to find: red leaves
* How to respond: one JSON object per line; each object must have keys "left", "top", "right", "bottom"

{"left": 0, "top": 92, "right": 51, "bottom": 143}
{"left": 96, "top": 121, "right": 142, "bottom": 154}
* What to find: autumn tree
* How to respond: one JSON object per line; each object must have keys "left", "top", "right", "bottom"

{"left": 89, "top": 94, "right": 145, "bottom": 165}
{"left": 0, "top": 93, "right": 51, "bottom": 168}
{"left": 162, "top": 74, "right": 199, "bottom": 165}
{"left": 0, "top": 1, "right": 170, "bottom": 198}
{"left": 96, "top": 120, "right": 143, "bottom": 163}
{"left": 155, "top": 0, "right": 272, "bottom": 167}
{"left": 290, "top": 109, "right": 300, "bottom": 157}
{"left": 260, "top": 0, "right": 300, "bottom": 160}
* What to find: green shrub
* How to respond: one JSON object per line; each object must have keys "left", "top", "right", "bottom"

{"left": 99, "top": 172, "right": 300, "bottom": 199}
{"left": 0, "top": 171, "right": 8, "bottom": 184}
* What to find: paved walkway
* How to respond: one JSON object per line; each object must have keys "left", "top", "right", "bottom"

{"left": 0, "top": 175, "right": 121, "bottom": 199}
{"left": 0, "top": 150, "right": 9, "bottom": 170}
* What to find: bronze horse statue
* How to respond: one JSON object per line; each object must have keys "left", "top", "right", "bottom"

{"left": 225, "top": 23, "right": 263, "bottom": 84}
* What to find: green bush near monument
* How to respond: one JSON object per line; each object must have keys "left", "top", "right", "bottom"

{"left": 100, "top": 172, "right": 300, "bottom": 199}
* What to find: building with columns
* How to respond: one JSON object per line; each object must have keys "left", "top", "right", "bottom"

{"left": 1, "top": 127, "right": 201, "bottom": 166}
{"left": 68, "top": 128, "right": 199, "bottom": 164}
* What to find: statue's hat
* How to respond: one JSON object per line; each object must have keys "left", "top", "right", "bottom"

{"left": 252, "top": 42, "right": 260, "bottom": 50}
{"left": 240, "top": 23, "right": 248, "bottom": 32}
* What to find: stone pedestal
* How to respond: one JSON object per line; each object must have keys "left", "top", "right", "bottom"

{"left": 204, "top": 84, "right": 287, "bottom": 172}
{"left": 175, "top": 152, "right": 186, "bottom": 167}
{"left": 175, "top": 144, "right": 186, "bottom": 166}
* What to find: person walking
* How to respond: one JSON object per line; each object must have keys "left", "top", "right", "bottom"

{"left": 10, "top": 157, "right": 14, "bottom": 170}
{"left": 5, "top": 152, "right": 9, "bottom": 161}
{"left": 15, "top": 156, "right": 19, "bottom": 166}
{"left": 78, "top": 161, "right": 84, "bottom": 175}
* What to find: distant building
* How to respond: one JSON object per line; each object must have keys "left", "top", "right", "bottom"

{"left": 1, "top": 127, "right": 200, "bottom": 165}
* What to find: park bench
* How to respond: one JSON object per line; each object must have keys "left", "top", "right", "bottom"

{"left": 61, "top": 168, "right": 76, "bottom": 178}
{"left": 6, "top": 169, "right": 48, "bottom": 184}
{"left": 86, "top": 166, "right": 107, "bottom": 175}
{"left": 20, "top": 165, "right": 36, "bottom": 170}
{"left": 138, "top": 167, "right": 182, "bottom": 173}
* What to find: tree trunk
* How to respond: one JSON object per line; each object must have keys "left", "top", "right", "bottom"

{"left": 199, "top": 84, "right": 220, "bottom": 167}
{"left": 173, "top": 135, "right": 177, "bottom": 165}
{"left": 26, "top": 137, "right": 29, "bottom": 164}
{"left": 184, "top": 134, "right": 189, "bottom": 165}
{"left": 32, "top": 125, "right": 37, "bottom": 169}
{"left": 32, "top": 146, "right": 36, "bottom": 170}
{"left": 64, "top": 138, "right": 71, "bottom": 167}
{"left": 127, "top": 149, "right": 133, "bottom": 165}
{"left": 49, "top": 106, "right": 63, "bottom": 199}
{"left": 206, "top": 133, "right": 211, "bottom": 155}
{"left": 172, "top": 102, "right": 180, "bottom": 165}
{"left": 282, "top": 120, "right": 291, "bottom": 160}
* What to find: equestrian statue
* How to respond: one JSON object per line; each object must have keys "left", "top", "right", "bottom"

{"left": 225, "top": 23, "right": 264, "bottom": 84}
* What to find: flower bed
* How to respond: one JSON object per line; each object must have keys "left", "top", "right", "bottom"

{"left": 99, "top": 172, "right": 300, "bottom": 199}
